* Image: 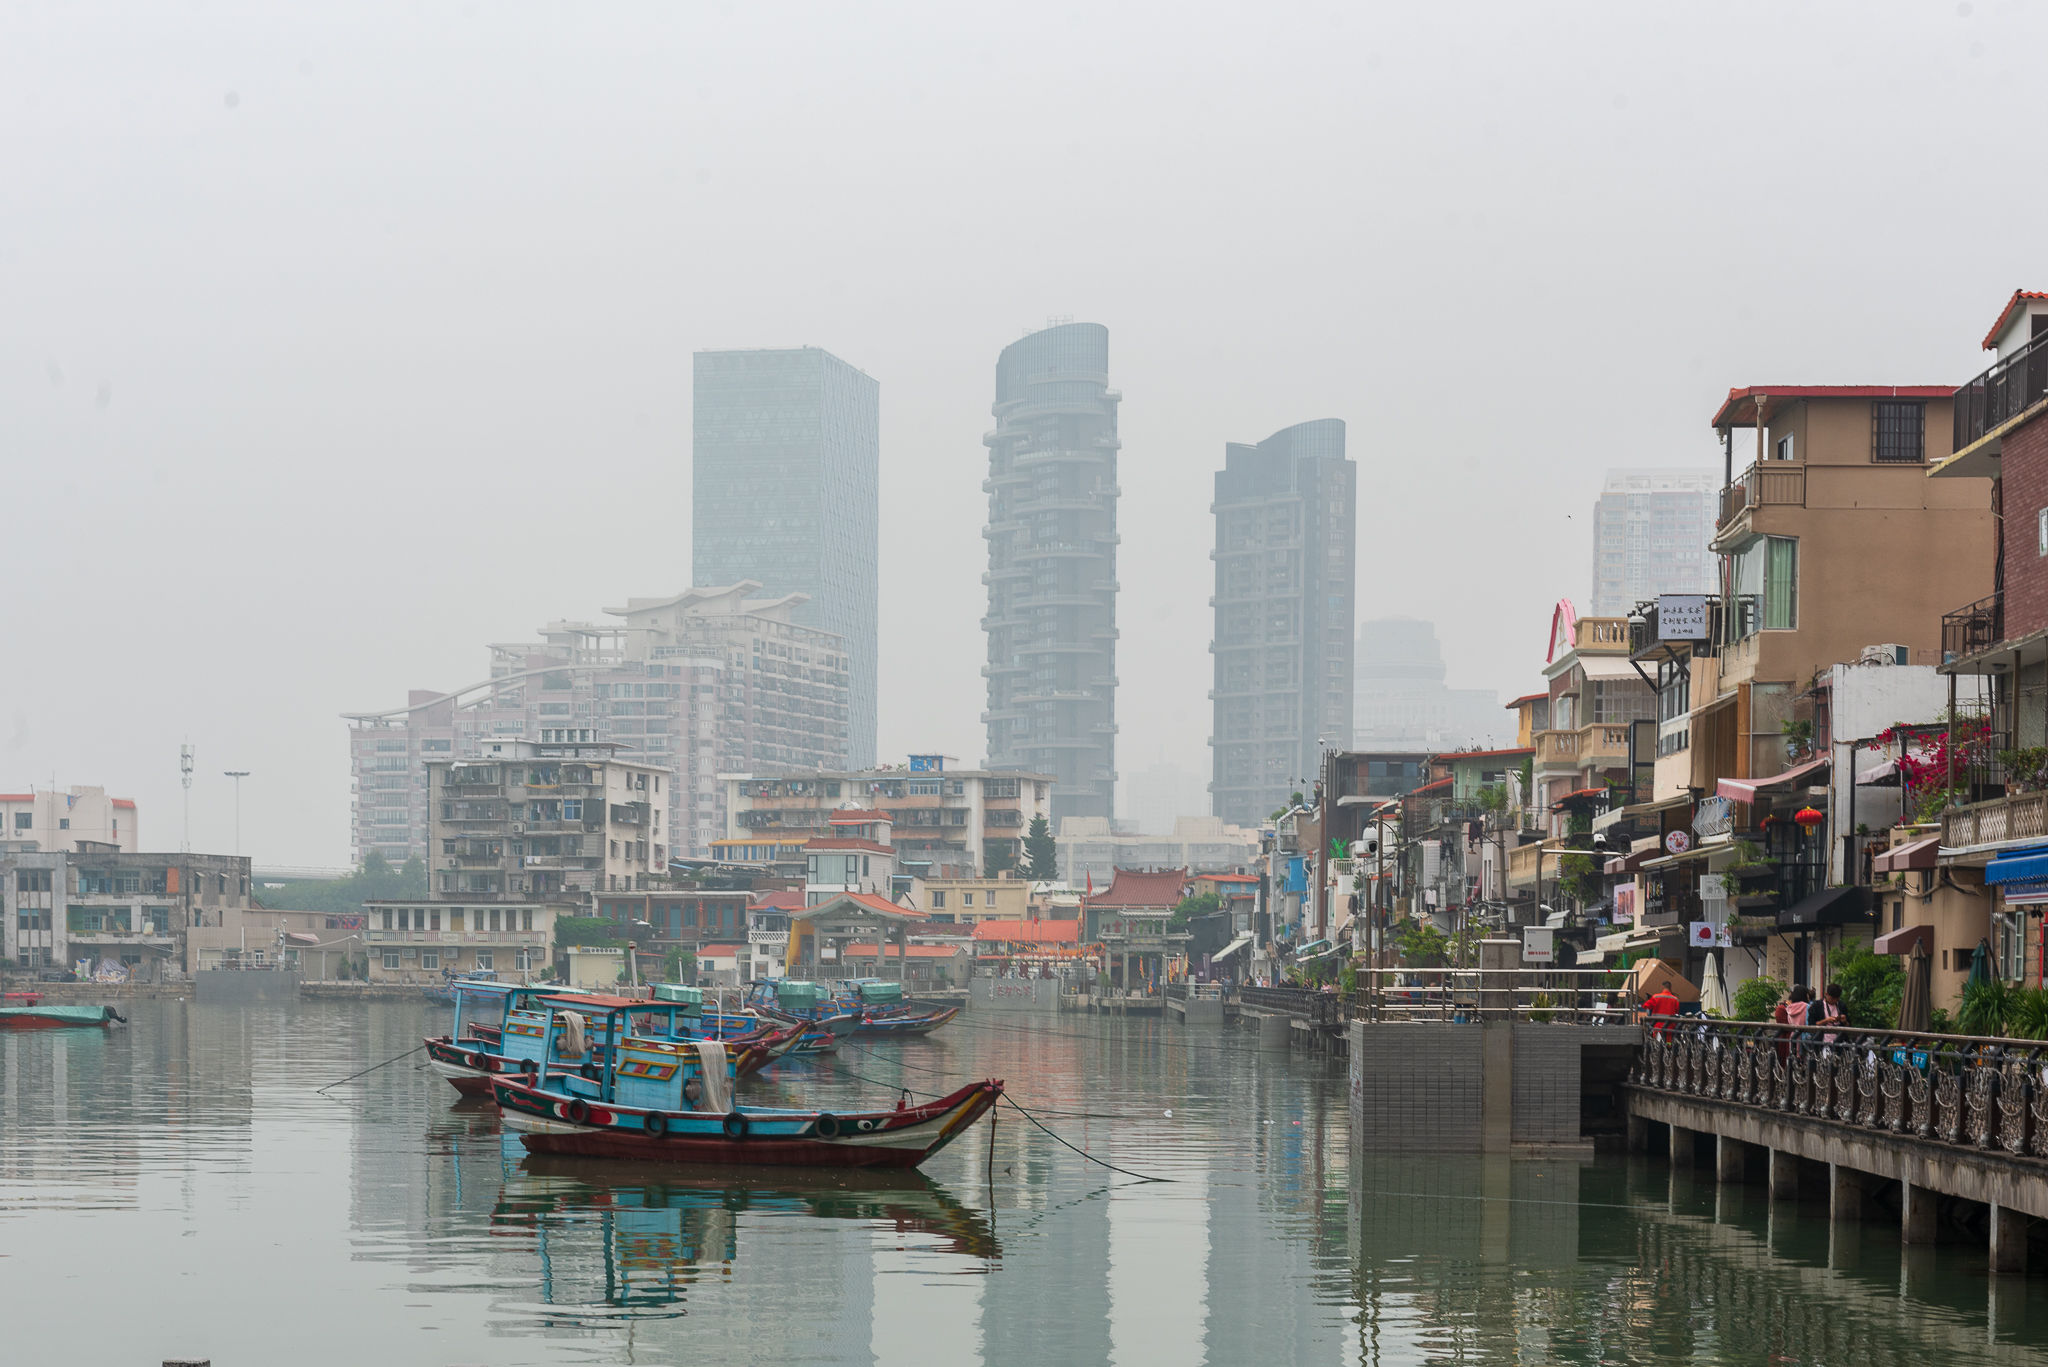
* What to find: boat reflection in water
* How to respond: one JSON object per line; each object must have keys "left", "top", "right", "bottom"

{"left": 492, "top": 1159, "right": 999, "bottom": 1317}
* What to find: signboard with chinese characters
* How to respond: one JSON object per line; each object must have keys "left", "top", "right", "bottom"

{"left": 1697, "top": 874, "right": 1727, "bottom": 902}
{"left": 1658, "top": 594, "right": 1709, "bottom": 641}
{"left": 1693, "top": 796, "right": 1734, "bottom": 838}
{"left": 1664, "top": 828, "right": 1693, "bottom": 855}
{"left": 908, "top": 754, "right": 945, "bottom": 773}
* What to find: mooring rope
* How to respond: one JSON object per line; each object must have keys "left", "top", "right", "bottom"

{"left": 316, "top": 1043, "right": 426, "bottom": 1094}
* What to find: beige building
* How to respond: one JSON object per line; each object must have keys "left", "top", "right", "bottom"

{"left": 361, "top": 897, "right": 563, "bottom": 984}
{"left": 429, "top": 737, "right": 667, "bottom": 908}
{"left": 1532, "top": 612, "right": 1652, "bottom": 830}
{"left": 910, "top": 874, "right": 1031, "bottom": 928}
{"left": 0, "top": 787, "right": 138, "bottom": 854}
{"left": 3, "top": 847, "right": 247, "bottom": 979}
{"left": 725, "top": 762, "right": 1052, "bottom": 876}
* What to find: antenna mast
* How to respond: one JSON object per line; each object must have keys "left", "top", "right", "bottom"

{"left": 180, "top": 743, "right": 194, "bottom": 852}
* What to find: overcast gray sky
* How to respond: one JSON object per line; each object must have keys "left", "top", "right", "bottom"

{"left": 4, "top": 0, "right": 2040, "bottom": 865}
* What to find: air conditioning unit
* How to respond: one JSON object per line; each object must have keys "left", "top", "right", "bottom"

{"left": 1860, "top": 644, "right": 1909, "bottom": 666}
{"left": 511, "top": 822, "right": 525, "bottom": 833}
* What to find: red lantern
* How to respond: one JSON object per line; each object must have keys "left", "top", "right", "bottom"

{"left": 1793, "top": 806, "right": 1825, "bottom": 829}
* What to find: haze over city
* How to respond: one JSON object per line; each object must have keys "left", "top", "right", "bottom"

{"left": 6, "top": 0, "right": 2043, "bottom": 865}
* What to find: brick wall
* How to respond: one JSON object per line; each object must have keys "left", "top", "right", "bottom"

{"left": 2003, "top": 415, "right": 2048, "bottom": 639}
{"left": 1349, "top": 1023, "right": 1483, "bottom": 1151}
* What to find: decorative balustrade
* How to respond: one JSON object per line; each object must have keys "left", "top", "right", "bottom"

{"left": 1239, "top": 985, "right": 1338, "bottom": 1025}
{"left": 1942, "top": 789, "right": 2048, "bottom": 849}
{"left": 1631, "top": 1019, "right": 2048, "bottom": 1161}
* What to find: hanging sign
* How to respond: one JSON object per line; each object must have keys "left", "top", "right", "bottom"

{"left": 1658, "top": 595, "right": 1709, "bottom": 640}
{"left": 1697, "top": 874, "right": 1727, "bottom": 902}
{"left": 1693, "top": 797, "right": 1734, "bottom": 838}
{"left": 1664, "top": 828, "right": 1693, "bottom": 855}
{"left": 1689, "top": 921, "right": 1717, "bottom": 948}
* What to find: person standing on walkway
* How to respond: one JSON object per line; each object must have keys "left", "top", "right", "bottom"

{"left": 1814, "top": 982, "right": 1847, "bottom": 1046}
{"left": 1643, "top": 980, "right": 1682, "bottom": 1039}
{"left": 1774, "top": 985, "right": 1810, "bottom": 1061}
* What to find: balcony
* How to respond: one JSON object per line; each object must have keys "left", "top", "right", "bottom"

{"left": 747, "top": 929, "right": 790, "bottom": 947}
{"left": 1717, "top": 462, "right": 1806, "bottom": 528}
{"left": 1534, "top": 724, "right": 1631, "bottom": 773}
{"left": 1942, "top": 790, "right": 2048, "bottom": 849}
{"left": 1941, "top": 591, "right": 2003, "bottom": 667}
{"left": 1955, "top": 328, "right": 2048, "bottom": 455}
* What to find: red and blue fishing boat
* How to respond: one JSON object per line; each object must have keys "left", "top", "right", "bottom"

{"left": 426, "top": 986, "right": 801, "bottom": 1096}
{"left": 489, "top": 996, "right": 1001, "bottom": 1169}
{"left": 832, "top": 980, "right": 961, "bottom": 1036}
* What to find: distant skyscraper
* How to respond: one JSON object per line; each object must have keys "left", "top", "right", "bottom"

{"left": 981, "top": 323, "right": 1120, "bottom": 821}
{"left": 1208, "top": 419, "right": 1355, "bottom": 827}
{"left": 1353, "top": 618, "right": 1504, "bottom": 751}
{"left": 1588, "top": 468, "right": 1718, "bottom": 616}
{"left": 693, "top": 347, "right": 878, "bottom": 766}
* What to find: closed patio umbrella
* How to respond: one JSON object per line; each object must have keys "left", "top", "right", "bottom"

{"left": 1967, "top": 938, "right": 1994, "bottom": 995}
{"left": 1700, "top": 953, "right": 1730, "bottom": 1017}
{"left": 1897, "top": 940, "right": 1933, "bottom": 1034}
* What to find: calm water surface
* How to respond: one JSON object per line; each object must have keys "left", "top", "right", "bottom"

{"left": 2, "top": 1000, "right": 2044, "bottom": 1365}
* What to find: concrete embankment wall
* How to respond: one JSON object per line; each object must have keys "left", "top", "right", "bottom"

{"left": 194, "top": 970, "right": 300, "bottom": 1005}
{"left": 969, "top": 978, "right": 1061, "bottom": 1012}
{"left": 1349, "top": 1021, "right": 1640, "bottom": 1154}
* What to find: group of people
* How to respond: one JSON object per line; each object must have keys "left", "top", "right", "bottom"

{"left": 1639, "top": 976, "right": 1850, "bottom": 1053}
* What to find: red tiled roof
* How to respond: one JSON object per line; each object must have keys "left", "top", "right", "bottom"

{"left": 797, "top": 891, "right": 928, "bottom": 921}
{"left": 0, "top": 794, "right": 33, "bottom": 803}
{"left": 1505, "top": 693, "right": 1545, "bottom": 709}
{"left": 1086, "top": 867, "right": 1188, "bottom": 910}
{"left": 697, "top": 943, "right": 746, "bottom": 957}
{"left": 971, "top": 919, "right": 1081, "bottom": 944}
{"left": 751, "top": 890, "right": 807, "bottom": 912}
{"left": 1194, "top": 872, "right": 1259, "bottom": 883}
{"left": 1982, "top": 290, "right": 2048, "bottom": 350}
{"left": 804, "top": 838, "right": 894, "bottom": 854}
{"left": 111, "top": 798, "right": 136, "bottom": 809}
{"left": 1409, "top": 776, "right": 1453, "bottom": 795}
{"left": 843, "top": 942, "right": 966, "bottom": 958}
{"left": 827, "top": 809, "right": 889, "bottom": 824}
{"left": 1710, "top": 385, "right": 1952, "bottom": 429}
{"left": 1441, "top": 746, "right": 1534, "bottom": 760}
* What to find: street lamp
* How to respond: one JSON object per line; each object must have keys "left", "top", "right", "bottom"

{"left": 223, "top": 771, "right": 250, "bottom": 856}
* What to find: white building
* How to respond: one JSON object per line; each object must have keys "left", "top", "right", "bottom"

{"left": 1056, "top": 815, "right": 1261, "bottom": 889}
{"left": 0, "top": 786, "right": 138, "bottom": 854}
{"left": 724, "top": 760, "right": 1053, "bottom": 877}
{"left": 1588, "top": 469, "right": 1718, "bottom": 617}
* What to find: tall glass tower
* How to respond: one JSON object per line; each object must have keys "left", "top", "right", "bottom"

{"left": 693, "top": 347, "right": 879, "bottom": 767}
{"left": 1209, "top": 419, "right": 1355, "bottom": 826}
{"left": 982, "top": 323, "right": 1120, "bottom": 820}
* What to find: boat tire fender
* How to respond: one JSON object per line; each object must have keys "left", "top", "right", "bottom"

{"left": 643, "top": 1111, "right": 669, "bottom": 1139}
{"left": 566, "top": 1098, "right": 591, "bottom": 1125}
{"left": 814, "top": 1112, "right": 842, "bottom": 1140}
{"left": 722, "top": 1111, "right": 749, "bottom": 1141}
{"left": 519, "top": 1057, "right": 538, "bottom": 1075}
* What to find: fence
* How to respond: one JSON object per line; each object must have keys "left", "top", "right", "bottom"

{"left": 1632, "top": 1018, "right": 2048, "bottom": 1159}
{"left": 1349, "top": 967, "right": 1640, "bottom": 1023}
{"left": 1239, "top": 984, "right": 1339, "bottom": 1025}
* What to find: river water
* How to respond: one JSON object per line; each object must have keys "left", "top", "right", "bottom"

{"left": 2, "top": 1000, "right": 2045, "bottom": 1365}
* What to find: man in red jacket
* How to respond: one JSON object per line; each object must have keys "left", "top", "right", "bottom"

{"left": 1642, "top": 980, "right": 1683, "bottom": 1039}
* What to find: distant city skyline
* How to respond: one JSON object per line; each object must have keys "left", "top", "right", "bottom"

{"left": 693, "top": 347, "right": 879, "bottom": 768}
{"left": 1587, "top": 468, "right": 1719, "bottom": 617}
{"left": 1354, "top": 617, "right": 1507, "bottom": 752}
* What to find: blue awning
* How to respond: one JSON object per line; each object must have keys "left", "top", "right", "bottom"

{"left": 1984, "top": 849, "right": 2048, "bottom": 885}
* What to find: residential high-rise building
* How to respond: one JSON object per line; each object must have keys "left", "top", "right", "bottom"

{"left": 982, "top": 322, "right": 1120, "bottom": 820}
{"left": 1588, "top": 469, "right": 1718, "bottom": 616}
{"left": 692, "top": 347, "right": 879, "bottom": 767}
{"left": 1353, "top": 618, "right": 1505, "bottom": 751}
{"left": 345, "top": 584, "right": 850, "bottom": 867}
{"left": 1208, "top": 418, "right": 1356, "bottom": 826}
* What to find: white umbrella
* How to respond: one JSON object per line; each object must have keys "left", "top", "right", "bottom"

{"left": 1700, "top": 952, "right": 1730, "bottom": 1017}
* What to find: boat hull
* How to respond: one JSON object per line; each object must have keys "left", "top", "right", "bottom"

{"left": 491, "top": 1076, "right": 1003, "bottom": 1170}
{"left": 0, "top": 1005, "right": 119, "bottom": 1030}
{"left": 853, "top": 1006, "right": 960, "bottom": 1036}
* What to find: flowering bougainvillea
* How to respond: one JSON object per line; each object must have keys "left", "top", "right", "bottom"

{"left": 1862, "top": 715, "right": 1991, "bottom": 821}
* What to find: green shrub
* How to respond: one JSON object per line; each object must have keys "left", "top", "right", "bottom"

{"left": 1828, "top": 946, "right": 1903, "bottom": 1030}
{"left": 1959, "top": 977, "right": 2014, "bottom": 1036}
{"left": 1732, "top": 975, "right": 1786, "bottom": 1022}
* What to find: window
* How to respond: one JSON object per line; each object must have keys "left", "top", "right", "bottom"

{"left": 1730, "top": 536, "right": 1798, "bottom": 635}
{"left": 1774, "top": 432, "right": 1795, "bottom": 462}
{"left": 930, "top": 891, "right": 946, "bottom": 909}
{"left": 421, "top": 951, "right": 439, "bottom": 971}
{"left": 521, "top": 909, "right": 532, "bottom": 931}
{"left": 563, "top": 799, "right": 582, "bottom": 820}
{"left": 58, "top": 818, "right": 68, "bottom": 830}
{"left": 962, "top": 892, "right": 975, "bottom": 907}
{"left": 381, "top": 909, "right": 393, "bottom": 930}
{"left": 383, "top": 951, "right": 401, "bottom": 970}
{"left": 1873, "top": 401, "right": 1926, "bottom": 463}
{"left": 397, "top": 908, "right": 410, "bottom": 930}
{"left": 489, "top": 908, "right": 501, "bottom": 931}
{"left": 2038, "top": 508, "right": 2047, "bottom": 559}
{"left": 450, "top": 909, "right": 464, "bottom": 932}
{"left": 12, "top": 813, "right": 28, "bottom": 829}
{"left": 474, "top": 951, "right": 493, "bottom": 972}
{"left": 429, "top": 909, "right": 441, "bottom": 931}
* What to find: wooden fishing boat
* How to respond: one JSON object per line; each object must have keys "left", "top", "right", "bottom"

{"left": 489, "top": 999, "right": 1002, "bottom": 1169}
{"left": 426, "top": 990, "right": 801, "bottom": 1096}
{"left": 4, "top": 991, "right": 43, "bottom": 1006}
{"left": 0, "top": 1004, "right": 123, "bottom": 1030}
{"left": 832, "top": 979, "right": 961, "bottom": 1036}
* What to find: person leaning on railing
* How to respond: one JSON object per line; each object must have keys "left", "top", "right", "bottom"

{"left": 1640, "top": 980, "right": 1683, "bottom": 1039}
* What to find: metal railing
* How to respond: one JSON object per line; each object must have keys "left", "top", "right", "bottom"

{"left": 1632, "top": 1018, "right": 2048, "bottom": 1160}
{"left": 1941, "top": 591, "right": 2003, "bottom": 664}
{"left": 1955, "top": 327, "right": 2048, "bottom": 452}
{"left": 1350, "top": 968, "right": 1638, "bottom": 1023}
{"left": 1239, "top": 984, "right": 1339, "bottom": 1025}
{"left": 1717, "top": 463, "right": 1807, "bottom": 528}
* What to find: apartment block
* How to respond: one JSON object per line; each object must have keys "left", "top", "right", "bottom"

{"left": 427, "top": 738, "right": 667, "bottom": 908}
{"left": 359, "top": 898, "right": 561, "bottom": 984}
{"left": 1588, "top": 469, "right": 1718, "bottom": 616}
{"left": 1055, "top": 815, "right": 1260, "bottom": 890}
{"left": 723, "top": 761, "right": 1053, "bottom": 877}
{"left": 693, "top": 347, "right": 879, "bottom": 767}
{"left": 3, "top": 847, "right": 249, "bottom": 979}
{"left": 982, "top": 322, "right": 1121, "bottom": 821}
{"left": 0, "top": 787, "right": 138, "bottom": 854}
{"left": 1209, "top": 418, "right": 1356, "bottom": 827}
{"left": 347, "top": 583, "right": 850, "bottom": 866}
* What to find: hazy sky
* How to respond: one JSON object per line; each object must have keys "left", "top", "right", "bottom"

{"left": 6, "top": 0, "right": 2043, "bottom": 865}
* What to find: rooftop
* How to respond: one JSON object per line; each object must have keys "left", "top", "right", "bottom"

{"left": 971, "top": 919, "right": 1082, "bottom": 944}
{"left": 1709, "top": 385, "right": 1952, "bottom": 431}
{"left": 1982, "top": 290, "right": 2048, "bottom": 350}
{"left": 1086, "top": 867, "right": 1190, "bottom": 909}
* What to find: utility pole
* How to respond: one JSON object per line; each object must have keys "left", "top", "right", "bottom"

{"left": 223, "top": 771, "right": 250, "bottom": 856}
{"left": 179, "top": 743, "right": 194, "bottom": 852}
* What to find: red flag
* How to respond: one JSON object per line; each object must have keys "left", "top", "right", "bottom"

{"left": 1086, "top": 871, "right": 1094, "bottom": 896}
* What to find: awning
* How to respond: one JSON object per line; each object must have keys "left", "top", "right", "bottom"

{"left": 1639, "top": 844, "right": 1716, "bottom": 871}
{"left": 283, "top": 931, "right": 320, "bottom": 945}
{"left": 1292, "top": 938, "right": 1332, "bottom": 958}
{"left": 1857, "top": 758, "right": 1901, "bottom": 785}
{"left": 1716, "top": 754, "right": 1830, "bottom": 805}
{"left": 1593, "top": 794, "right": 1692, "bottom": 833}
{"left": 1873, "top": 924, "right": 1934, "bottom": 956}
{"left": 1605, "top": 834, "right": 1664, "bottom": 874}
{"left": 1211, "top": 932, "right": 1254, "bottom": 964}
{"left": 1873, "top": 835, "right": 1939, "bottom": 874}
{"left": 1984, "top": 847, "right": 2048, "bottom": 885}
{"left": 1777, "top": 885, "right": 1871, "bottom": 930}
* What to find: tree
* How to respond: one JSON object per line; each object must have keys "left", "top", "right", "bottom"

{"left": 661, "top": 946, "right": 697, "bottom": 983}
{"left": 1828, "top": 945, "right": 1904, "bottom": 1029}
{"left": 984, "top": 842, "right": 1017, "bottom": 878}
{"left": 1024, "top": 815, "right": 1058, "bottom": 881}
{"left": 1392, "top": 918, "right": 1451, "bottom": 967}
{"left": 1731, "top": 975, "right": 1784, "bottom": 1022}
{"left": 554, "top": 916, "right": 625, "bottom": 951}
{"left": 258, "top": 855, "right": 427, "bottom": 917}
{"left": 1168, "top": 890, "right": 1221, "bottom": 929}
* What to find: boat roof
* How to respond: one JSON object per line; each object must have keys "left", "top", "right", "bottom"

{"left": 534, "top": 992, "right": 684, "bottom": 1011}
